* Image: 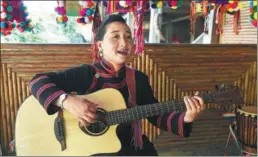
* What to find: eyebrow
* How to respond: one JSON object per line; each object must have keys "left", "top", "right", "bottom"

{"left": 110, "top": 30, "right": 131, "bottom": 34}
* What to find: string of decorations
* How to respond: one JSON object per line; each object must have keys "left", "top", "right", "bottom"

{"left": 77, "top": 0, "right": 95, "bottom": 25}
{"left": 249, "top": 1, "right": 257, "bottom": 28}
{"left": 55, "top": 0, "right": 68, "bottom": 24}
{"left": 168, "top": 0, "right": 183, "bottom": 9}
{"left": 1, "top": 0, "right": 14, "bottom": 36}
{"left": 215, "top": 0, "right": 242, "bottom": 35}
{"left": 1, "top": 0, "right": 32, "bottom": 36}
{"left": 190, "top": 0, "right": 214, "bottom": 35}
{"left": 117, "top": 0, "right": 183, "bottom": 10}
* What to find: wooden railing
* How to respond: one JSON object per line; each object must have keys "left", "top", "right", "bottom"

{"left": 0, "top": 44, "right": 256, "bottom": 155}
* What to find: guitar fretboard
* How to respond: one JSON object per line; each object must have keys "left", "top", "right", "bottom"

{"left": 106, "top": 94, "right": 213, "bottom": 125}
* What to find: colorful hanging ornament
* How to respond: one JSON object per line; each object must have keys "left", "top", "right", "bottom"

{"left": 223, "top": 0, "right": 242, "bottom": 34}
{"left": 250, "top": 1, "right": 257, "bottom": 28}
{"left": 190, "top": 0, "right": 197, "bottom": 35}
{"left": 194, "top": 0, "right": 203, "bottom": 13}
{"left": 16, "top": 1, "right": 33, "bottom": 33}
{"left": 116, "top": 0, "right": 136, "bottom": 13}
{"left": 118, "top": 0, "right": 132, "bottom": 8}
{"left": 1, "top": 1, "right": 13, "bottom": 36}
{"left": 133, "top": 0, "right": 147, "bottom": 56}
{"left": 91, "top": 2, "right": 102, "bottom": 62}
{"left": 168, "top": 0, "right": 183, "bottom": 9}
{"left": 55, "top": 0, "right": 68, "bottom": 24}
{"left": 149, "top": 0, "right": 163, "bottom": 9}
{"left": 107, "top": 0, "right": 117, "bottom": 14}
{"left": 224, "top": 0, "right": 243, "bottom": 14}
{"left": 1, "top": 0, "right": 33, "bottom": 36}
{"left": 77, "top": 0, "right": 95, "bottom": 25}
{"left": 215, "top": 4, "right": 226, "bottom": 34}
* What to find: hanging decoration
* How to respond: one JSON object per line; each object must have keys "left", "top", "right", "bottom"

{"left": 149, "top": 0, "right": 163, "bottom": 9}
{"left": 224, "top": 0, "right": 243, "bottom": 14}
{"left": 1, "top": 0, "right": 33, "bottom": 36}
{"left": 55, "top": 0, "right": 68, "bottom": 24}
{"left": 216, "top": 0, "right": 242, "bottom": 35}
{"left": 215, "top": 4, "right": 226, "bottom": 34}
{"left": 249, "top": 1, "right": 257, "bottom": 28}
{"left": 190, "top": 0, "right": 215, "bottom": 35}
{"left": 91, "top": 2, "right": 102, "bottom": 62}
{"left": 15, "top": 1, "right": 33, "bottom": 33}
{"left": 189, "top": 0, "right": 196, "bottom": 35}
{"left": 133, "top": 1, "right": 147, "bottom": 56}
{"left": 77, "top": 0, "right": 95, "bottom": 25}
{"left": 107, "top": 0, "right": 117, "bottom": 14}
{"left": 117, "top": 0, "right": 136, "bottom": 13}
{"left": 1, "top": 1, "right": 14, "bottom": 36}
{"left": 168, "top": 0, "right": 183, "bottom": 9}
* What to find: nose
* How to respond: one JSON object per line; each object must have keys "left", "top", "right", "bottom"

{"left": 119, "top": 36, "right": 127, "bottom": 48}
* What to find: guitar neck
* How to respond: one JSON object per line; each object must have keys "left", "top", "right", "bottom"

{"left": 106, "top": 94, "right": 213, "bottom": 125}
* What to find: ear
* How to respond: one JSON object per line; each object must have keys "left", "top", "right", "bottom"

{"left": 97, "top": 41, "right": 102, "bottom": 50}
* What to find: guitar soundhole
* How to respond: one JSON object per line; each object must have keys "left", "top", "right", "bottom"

{"left": 79, "top": 108, "right": 109, "bottom": 136}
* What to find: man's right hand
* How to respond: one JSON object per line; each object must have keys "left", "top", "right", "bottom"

{"left": 62, "top": 95, "right": 98, "bottom": 126}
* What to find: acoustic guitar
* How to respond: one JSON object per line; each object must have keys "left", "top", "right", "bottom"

{"left": 15, "top": 86, "right": 244, "bottom": 156}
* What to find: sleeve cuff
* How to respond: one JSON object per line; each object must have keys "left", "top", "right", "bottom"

{"left": 44, "top": 90, "right": 66, "bottom": 115}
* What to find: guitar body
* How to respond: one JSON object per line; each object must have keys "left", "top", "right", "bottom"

{"left": 15, "top": 88, "right": 126, "bottom": 156}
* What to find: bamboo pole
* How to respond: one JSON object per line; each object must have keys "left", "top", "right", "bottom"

{"left": 162, "top": 71, "right": 166, "bottom": 103}
{"left": 145, "top": 55, "right": 150, "bottom": 77}
{"left": 17, "top": 77, "right": 22, "bottom": 107}
{"left": 141, "top": 52, "right": 145, "bottom": 73}
{"left": 247, "top": 65, "right": 252, "bottom": 105}
{"left": 149, "top": 58, "right": 153, "bottom": 88}
{"left": 157, "top": 68, "right": 162, "bottom": 136}
{"left": 21, "top": 81, "right": 26, "bottom": 103}
{"left": 166, "top": 76, "right": 169, "bottom": 101}
{"left": 250, "top": 62, "right": 256, "bottom": 106}
{"left": 253, "top": 62, "right": 257, "bottom": 106}
{"left": 137, "top": 55, "right": 141, "bottom": 71}
{"left": 148, "top": 58, "right": 155, "bottom": 141}
{"left": 2, "top": 63, "right": 12, "bottom": 148}
{"left": 153, "top": 63, "right": 158, "bottom": 139}
{"left": 0, "top": 65, "right": 8, "bottom": 153}
{"left": 7, "top": 68, "right": 15, "bottom": 137}
{"left": 244, "top": 68, "right": 249, "bottom": 105}
{"left": 173, "top": 82, "right": 177, "bottom": 100}
{"left": 145, "top": 55, "right": 153, "bottom": 142}
{"left": 169, "top": 79, "right": 173, "bottom": 100}
{"left": 154, "top": 63, "right": 158, "bottom": 98}
{"left": 248, "top": 64, "right": 253, "bottom": 106}
{"left": 135, "top": 55, "right": 145, "bottom": 135}
{"left": 11, "top": 72, "right": 18, "bottom": 116}
{"left": 26, "top": 82, "right": 30, "bottom": 98}
{"left": 133, "top": 57, "right": 137, "bottom": 69}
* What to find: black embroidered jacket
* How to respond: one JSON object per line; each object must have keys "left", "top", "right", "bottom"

{"left": 29, "top": 59, "right": 193, "bottom": 155}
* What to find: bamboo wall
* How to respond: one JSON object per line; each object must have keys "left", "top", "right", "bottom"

{"left": 0, "top": 44, "right": 257, "bottom": 155}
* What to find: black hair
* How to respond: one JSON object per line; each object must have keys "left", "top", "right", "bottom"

{"left": 96, "top": 14, "right": 127, "bottom": 41}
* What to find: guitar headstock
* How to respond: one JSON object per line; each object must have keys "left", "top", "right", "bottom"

{"left": 210, "top": 84, "right": 244, "bottom": 106}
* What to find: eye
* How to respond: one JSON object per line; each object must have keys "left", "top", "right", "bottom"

{"left": 113, "top": 35, "right": 119, "bottom": 39}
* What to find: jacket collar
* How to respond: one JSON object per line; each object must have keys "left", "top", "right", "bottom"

{"left": 100, "top": 59, "right": 125, "bottom": 77}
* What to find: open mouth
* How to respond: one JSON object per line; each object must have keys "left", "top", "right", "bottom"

{"left": 117, "top": 50, "right": 128, "bottom": 55}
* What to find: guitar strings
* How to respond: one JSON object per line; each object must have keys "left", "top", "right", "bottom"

{"left": 96, "top": 95, "right": 213, "bottom": 125}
